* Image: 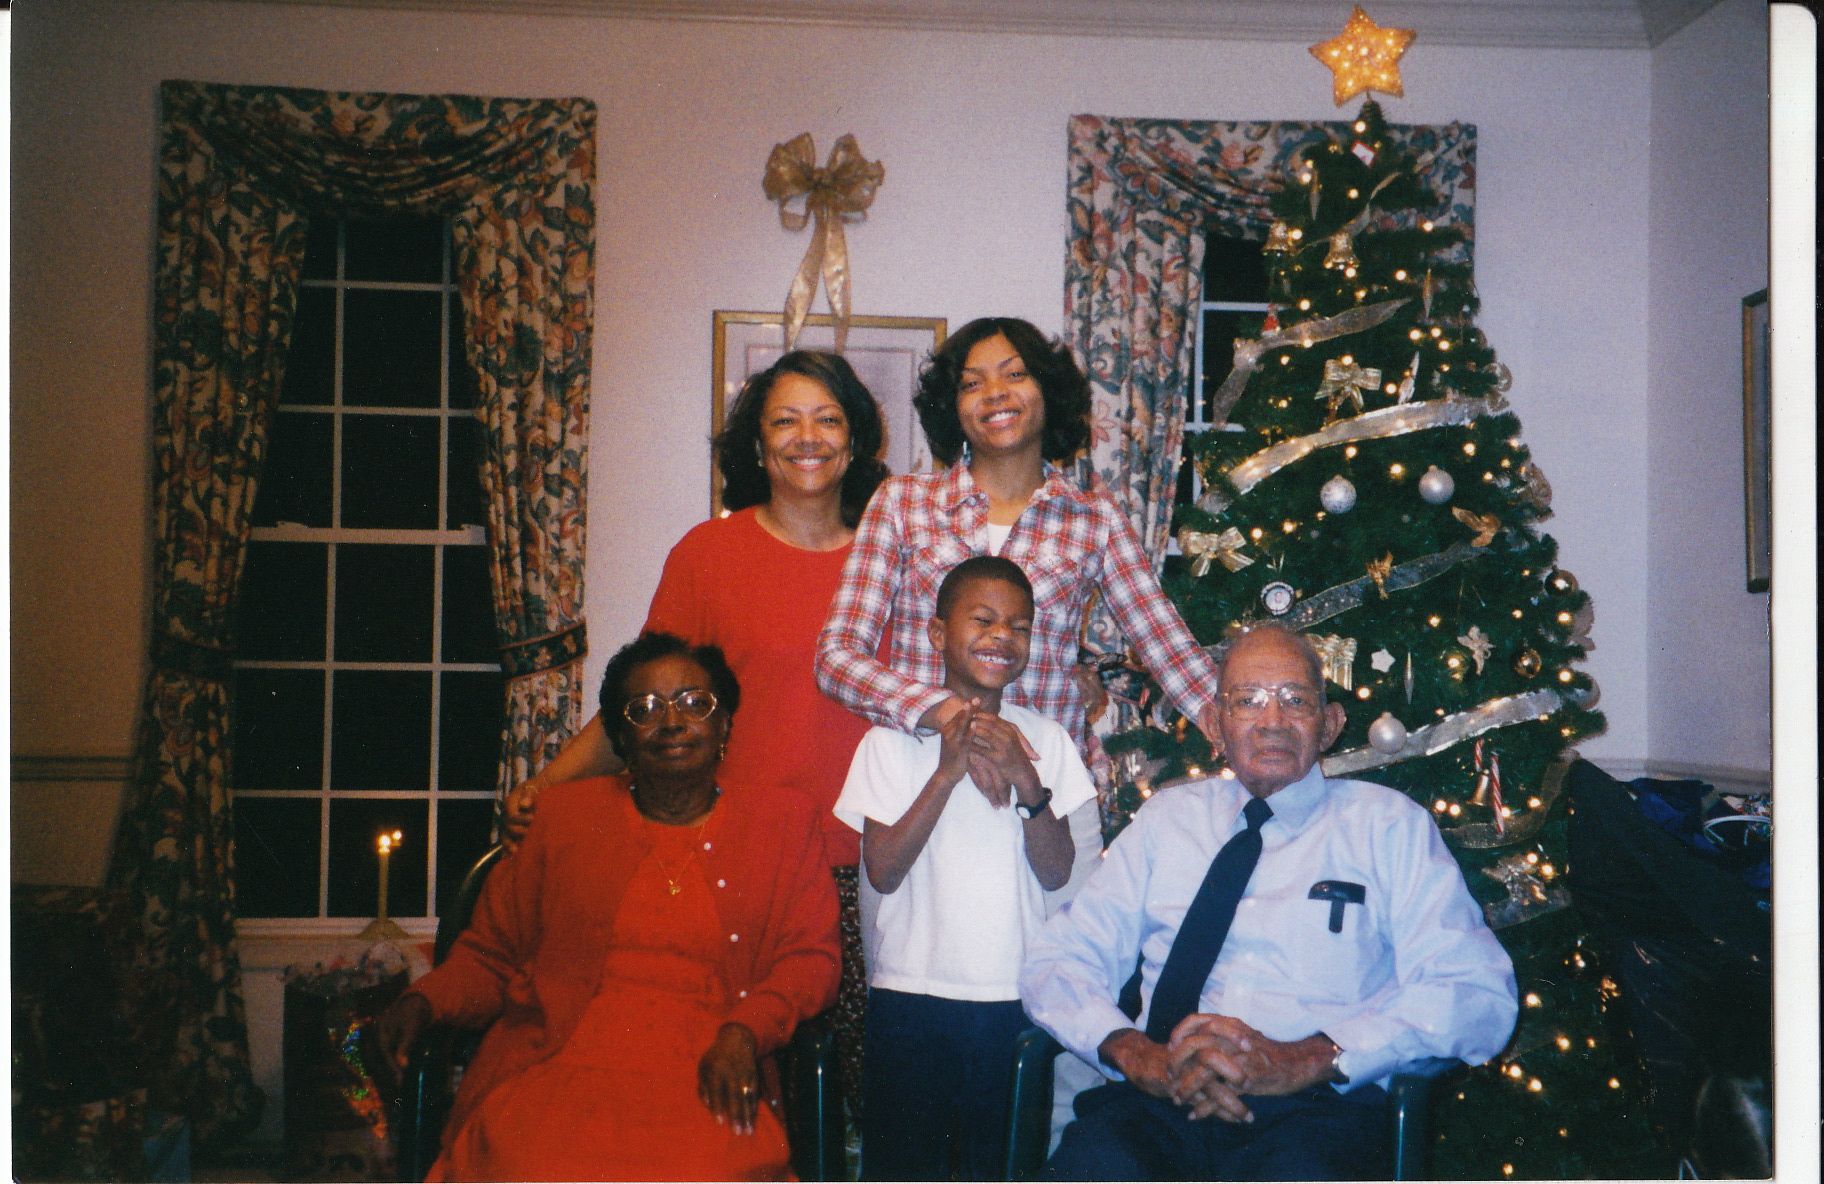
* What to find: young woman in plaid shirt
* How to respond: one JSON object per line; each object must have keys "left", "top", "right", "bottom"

{"left": 815, "top": 317, "right": 1222, "bottom": 784}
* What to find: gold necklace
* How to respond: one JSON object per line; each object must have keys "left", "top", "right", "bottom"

{"left": 636, "top": 788, "right": 716, "bottom": 896}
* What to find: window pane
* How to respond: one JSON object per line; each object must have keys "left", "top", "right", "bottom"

{"left": 233, "top": 669, "right": 325, "bottom": 790}
{"left": 1202, "top": 235, "right": 1268, "bottom": 303}
{"left": 439, "top": 671, "right": 505, "bottom": 792}
{"left": 346, "top": 218, "right": 444, "bottom": 284}
{"left": 238, "top": 542, "right": 328, "bottom": 661}
{"left": 326, "top": 798, "right": 429, "bottom": 918}
{"left": 441, "top": 546, "right": 498, "bottom": 663}
{"left": 282, "top": 287, "right": 337, "bottom": 407}
{"left": 1201, "top": 309, "right": 1244, "bottom": 378}
{"left": 335, "top": 544, "right": 433, "bottom": 662}
{"left": 446, "top": 415, "right": 486, "bottom": 529}
{"left": 343, "top": 289, "right": 442, "bottom": 408}
{"left": 437, "top": 799, "right": 500, "bottom": 919}
{"left": 342, "top": 414, "right": 439, "bottom": 529}
{"left": 235, "top": 797, "right": 323, "bottom": 917}
{"left": 253, "top": 411, "right": 333, "bottom": 528}
{"left": 448, "top": 295, "right": 479, "bottom": 411}
{"left": 331, "top": 670, "right": 432, "bottom": 790}
{"left": 301, "top": 218, "right": 339, "bottom": 281}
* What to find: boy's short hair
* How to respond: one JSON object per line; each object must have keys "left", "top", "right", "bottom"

{"left": 934, "top": 555, "right": 1035, "bottom": 619}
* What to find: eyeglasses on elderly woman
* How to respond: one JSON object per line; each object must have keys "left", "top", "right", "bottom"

{"left": 622, "top": 688, "right": 720, "bottom": 729}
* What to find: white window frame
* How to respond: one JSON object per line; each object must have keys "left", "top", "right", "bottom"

{"left": 235, "top": 218, "right": 497, "bottom": 934}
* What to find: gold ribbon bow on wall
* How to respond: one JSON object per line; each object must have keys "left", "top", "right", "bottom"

{"left": 1177, "top": 527, "right": 1255, "bottom": 577}
{"left": 762, "top": 132, "right": 885, "bottom": 352}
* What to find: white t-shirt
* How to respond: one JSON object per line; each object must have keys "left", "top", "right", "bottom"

{"left": 833, "top": 701, "right": 1097, "bottom": 1001}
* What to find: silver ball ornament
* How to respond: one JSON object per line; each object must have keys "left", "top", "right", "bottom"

{"left": 1418, "top": 466, "right": 1456, "bottom": 505}
{"left": 1367, "top": 712, "right": 1409, "bottom": 754}
{"left": 1320, "top": 476, "right": 1357, "bottom": 514}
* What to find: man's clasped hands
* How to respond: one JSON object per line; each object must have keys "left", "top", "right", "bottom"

{"left": 1099, "top": 1016, "right": 1340, "bottom": 1125}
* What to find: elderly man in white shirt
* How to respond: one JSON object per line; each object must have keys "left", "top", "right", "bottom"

{"left": 1020, "top": 623, "right": 1517, "bottom": 1180}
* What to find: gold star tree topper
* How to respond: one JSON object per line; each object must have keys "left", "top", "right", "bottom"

{"left": 1309, "top": 6, "right": 1417, "bottom": 106}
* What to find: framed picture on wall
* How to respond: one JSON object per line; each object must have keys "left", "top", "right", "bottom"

{"left": 1740, "top": 289, "right": 1770, "bottom": 592}
{"left": 710, "top": 311, "right": 947, "bottom": 515}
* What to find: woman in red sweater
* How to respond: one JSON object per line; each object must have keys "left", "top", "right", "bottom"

{"left": 377, "top": 634, "right": 839, "bottom": 1181}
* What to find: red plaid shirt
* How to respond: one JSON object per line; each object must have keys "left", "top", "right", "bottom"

{"left": 814, "top": 464, "right": 1220, "bottom": 758}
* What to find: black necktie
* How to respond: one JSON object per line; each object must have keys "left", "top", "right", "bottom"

{"left": 1144, "top": 796, "right": 1273, "bottom": 1043}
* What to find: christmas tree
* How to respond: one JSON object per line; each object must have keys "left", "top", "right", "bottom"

{"left": 1097, "top": 29, "right": 1669, "bottom": 1175}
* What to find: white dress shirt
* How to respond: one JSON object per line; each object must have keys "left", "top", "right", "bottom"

{"left": 1019, "top": 765, "right": 1518, "bottom": 1090}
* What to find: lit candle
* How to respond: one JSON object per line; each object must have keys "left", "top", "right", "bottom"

{"left": 376, "top": 829, "right": 402, "bottom": 924}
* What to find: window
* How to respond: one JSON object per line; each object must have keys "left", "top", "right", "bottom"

{"left": 1175, "top": 234, "right": 1272, "bottom": 517}
{"left": 232, "top": 215, "right": 501, "bottom": 926}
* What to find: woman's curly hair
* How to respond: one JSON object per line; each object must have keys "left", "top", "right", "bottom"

{"left": 714, "top": 350, "right": 890, "bottom": 527}
{"left": 912, "top": 317, "right": 1092, "bottom": 467}
{"left": 597, "top": 632, "right": 741, "bottom": 761}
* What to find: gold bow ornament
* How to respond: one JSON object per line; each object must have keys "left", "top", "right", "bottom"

{"left": 1452, "top": 507, "right": 1501, "bottom": 548}
{"left": 1309, "top": 634, "right": 1359, "bottom": 689}
{"left": 762, "top": 133, "right": 885, "bottom": 352}
{"left": 1365, "top": 552, "right": 1394, "bottom": 598}
{"left": 1177, "top": 527, "right": 1255, "bottom": 577}
{"left": 1316, "top": 357, "right": 1380, "bottom": 422}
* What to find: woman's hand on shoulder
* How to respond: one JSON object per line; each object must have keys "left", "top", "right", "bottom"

{"left": 697, "top": 1023, "right": 762, "bottom": 1135}
{"left": 499, "top": 775, "right": 546, "bottom": 851}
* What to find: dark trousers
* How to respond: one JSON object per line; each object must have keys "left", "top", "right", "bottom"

{"left": 1046, "top": 1079, "right": 1393, "bottom": 1181}
{"left": 860, "top": 988, "right": 1029, "bottom": 1181}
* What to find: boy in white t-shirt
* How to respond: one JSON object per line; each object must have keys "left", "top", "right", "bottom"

{"left": 834, "top": 555, "right": 1097, "bottom": 1180}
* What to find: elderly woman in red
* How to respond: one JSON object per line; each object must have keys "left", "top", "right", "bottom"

{"left": 376, "top": 633, "right": 839, "bottom": 1182}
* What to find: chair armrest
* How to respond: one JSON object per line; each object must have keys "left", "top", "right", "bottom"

{"left": 1388, "top": 1058, "right": 1463, "bottom": 1181}
{"left": 782, "top": 1012, "right": 842, "bottom": 1182}
{"left": 1004, "top": 1027, "right": 1065, "bottom": 1182}
{"left": 387, "top": 1027, "right": 471, "bottom": 1183}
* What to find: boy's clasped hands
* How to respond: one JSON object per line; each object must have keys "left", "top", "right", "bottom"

{"left": 934, "top": 698, "right": 1044, "bottom": 810}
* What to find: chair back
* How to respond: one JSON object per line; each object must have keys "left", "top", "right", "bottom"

{"left": 434, "top": 845, "right": 507, "bottom": 966}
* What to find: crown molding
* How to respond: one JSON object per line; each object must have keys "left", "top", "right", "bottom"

{"left": 217, "top": 0, "right": 1727, "bottom": 50}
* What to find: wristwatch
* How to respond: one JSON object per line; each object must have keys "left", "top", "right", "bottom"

{"left": 1316, "top": 1032, "right": 1350, "bottom": 1084}
{"left": 1013, "top": 786, "right": 1054, "bottom": 820}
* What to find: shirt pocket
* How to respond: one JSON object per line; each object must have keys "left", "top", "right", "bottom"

{"left": 907, "top": 533, "right": 977, "bottom": 607}
{"left": 1264, "top": 883, "right": 1384, "bottom": 1004}
{"left": 1018, "top": 543, "right": 1084, "bottom": 621}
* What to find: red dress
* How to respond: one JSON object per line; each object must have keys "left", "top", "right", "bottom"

{"left": 644, "top": 508, "right": 871, "bottom": 867}
{"left": 408, "top": 778, "right": 839, "bottom": 1181}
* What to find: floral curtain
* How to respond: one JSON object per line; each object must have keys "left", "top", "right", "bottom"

{"left": 109, "top": 79, "right": 595, "bottom": 1144}
{"left": 1063, "top": 113, "right": 1476, "bottom": 658}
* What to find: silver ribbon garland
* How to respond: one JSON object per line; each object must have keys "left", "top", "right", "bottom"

{"left": 1217, "top": 393, "right": 1509, "bottom": 499}
{"left": 1206, "top": 298, "right": 1410, "bottom": 426}
{"left": 1321, "top": 688, "right": 1564, "bottom": 776}
{"left": 1281, "top": 540, "right": 1487, "bottom": 631}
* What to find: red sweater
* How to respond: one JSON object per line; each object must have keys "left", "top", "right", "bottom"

{"left": 645, "top": 508, "right": 872, "bottom": 866}
{"left": 407, "top": 776, "right": 840, "bottom": 1142}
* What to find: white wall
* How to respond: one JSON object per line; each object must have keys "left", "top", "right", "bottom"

{"left": 1645, "top": 0, "right": 1773, "bottom": 778}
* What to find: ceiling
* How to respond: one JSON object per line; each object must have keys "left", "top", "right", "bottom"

{"left": 254, "top": 0, "right": 1729, "bottom": 49}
